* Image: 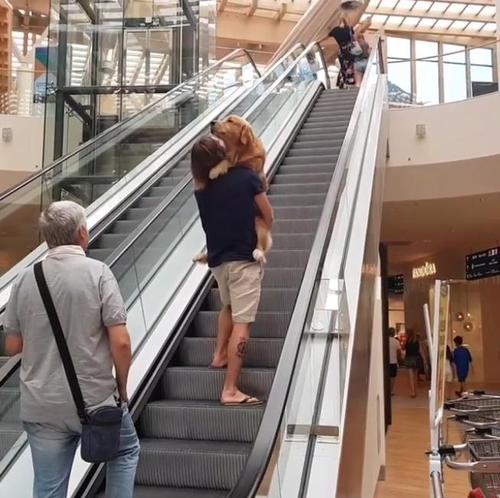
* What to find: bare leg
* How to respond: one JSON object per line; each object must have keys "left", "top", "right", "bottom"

{"left": 221, "top": 323, "right": 254, "bottom": 403}
{"left": 409, "top": 368, "right": 417, "bottom": 397}
{"left": 211, "top": 305, "right": 232, "bottom": 368}
{"left": 354, "top": 70, "right": 363, "bottom": 87}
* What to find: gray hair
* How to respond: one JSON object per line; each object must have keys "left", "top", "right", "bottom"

{"left": 39, "top": 201, "right": 87, "bottom": 248}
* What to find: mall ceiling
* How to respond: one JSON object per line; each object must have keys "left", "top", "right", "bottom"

{"left": 382, "top": 192, "right": 500, "bottom": 269}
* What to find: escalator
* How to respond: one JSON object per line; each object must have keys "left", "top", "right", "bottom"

{"left": 0, "top": 39, "right": 388, "bottom": 498}
{"left": 125, "top": 89, "right": 358, "bottom": 498}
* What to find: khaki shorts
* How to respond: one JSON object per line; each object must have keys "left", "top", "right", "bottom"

{"left": 210, "top": 261, "right": 263, "bottom": 323}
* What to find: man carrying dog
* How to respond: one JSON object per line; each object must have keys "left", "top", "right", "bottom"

{"left": 191, "top": 134, "right": 274, "bottom": 406}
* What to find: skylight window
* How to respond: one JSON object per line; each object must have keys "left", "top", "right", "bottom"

{"left": 402, "top": 16, "right": 420, "bottom": 26}
{"left": 480, "top": 22, "right": 496, "bottom": 32}
{"left": 462, "top": 5, "right": 482, "bottom": 16}
{"left": 397, "top": 0, "right": 417, "bottom": 10}
{"left": 413, "top": 1, "right": 432, "bottom": 11}
{"left": 450, "top": 20, "right": 469, "bottom": 30}
{"left": 379, "top": 0, "right": 398, "bottom": 8}
{"left": 434, "top": 19, "right": 453, "bottom": 28}
{"left": 446, "top": 3, "right": 467, "bottom": 14}
{"left": 428, "top": 2, "right": 449, "bottom": 13}
{"left": 418, "top": 18, "right": 437, "bottom": 27}
{"left": 479, "top": 6, "right": 496, "bottom": 18}
{"left": 385, "top": 15, "right": 405, "bottom": 25}
{"left": 465, "top": 21, "right": 486, "bottom": 31}
{"left": 372, "top": 14, "right": 389, "bottom": 23}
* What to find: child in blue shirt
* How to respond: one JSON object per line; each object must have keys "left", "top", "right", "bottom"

{"left": 453, "top": 335, "right": 473, "bottom": 396}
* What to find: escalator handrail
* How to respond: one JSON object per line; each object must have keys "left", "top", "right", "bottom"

{"left": 0, "top": 49, "right": 259, "bottom": 203}
{"left": 0, "top": 42, "right": 308, "bottom": 389}
{"left": 229, "top": 39, "right": 383, "bottom": 498}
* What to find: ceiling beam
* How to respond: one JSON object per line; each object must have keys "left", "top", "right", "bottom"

{"left": 274, "top": 2, "right": 287, "bottom": 21}
{"left": 247, "top": 0, "right": 258, "bottom": 16}
{"left": 218, "top": 0, "right": 229, "bottom": 14}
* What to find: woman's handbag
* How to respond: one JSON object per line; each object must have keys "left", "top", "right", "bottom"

{"left": 34, "top": 261, "right": 123, "bottom": 463}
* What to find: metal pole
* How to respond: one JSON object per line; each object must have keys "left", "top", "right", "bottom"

{"left": 53, "top": 9, "right": 68, "bottom": 160}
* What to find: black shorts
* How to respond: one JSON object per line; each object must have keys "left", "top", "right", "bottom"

{"left": 389, "top": 364, "right": 398, "bottom": 378}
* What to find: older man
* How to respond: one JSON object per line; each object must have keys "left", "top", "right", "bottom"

{"left": 4, "top": 200, "right": 139, "bottom": 498}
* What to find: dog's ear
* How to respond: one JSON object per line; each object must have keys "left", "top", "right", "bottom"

{"left": 240, "top": 124, "right": 256, "bottom": 146}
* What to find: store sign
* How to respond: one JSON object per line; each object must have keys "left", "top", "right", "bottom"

{"left": 412, "top": 262, "right": 437, "bottom": 279}
{"left": 466, "top": 246, "right": 500, "bottom": 281}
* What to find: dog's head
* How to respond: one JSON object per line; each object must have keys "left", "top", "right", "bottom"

{"left": 210, "top": 116, "right": 258, "bottom": 158}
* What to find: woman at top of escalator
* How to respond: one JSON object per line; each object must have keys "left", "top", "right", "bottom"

{"left": 191, "top": 135, "right": 274, "bottom": 406}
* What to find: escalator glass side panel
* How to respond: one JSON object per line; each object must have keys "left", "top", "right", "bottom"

{"left": 0, "top": 51, "right": 258, "bottom": 278}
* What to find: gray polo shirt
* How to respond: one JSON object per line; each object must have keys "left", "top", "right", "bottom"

{"left": 3, "top": 245, "right": 127, "bottom": 426}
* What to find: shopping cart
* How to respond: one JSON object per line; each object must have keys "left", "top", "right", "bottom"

{"left": 454, "top": 410, "right": 500, "bottom": 429}
{"left": 445, "top": 394, "right": 500, "bottom": 414}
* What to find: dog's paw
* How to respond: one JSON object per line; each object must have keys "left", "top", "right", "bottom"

{"left": 252, "top": 249, "right": 267, "bottom": 264}
{"left": 209, "top": 167, "right": 221, "bottom": 180}
{"left": 193, "top": 252, "right": 208, "bottom": 264}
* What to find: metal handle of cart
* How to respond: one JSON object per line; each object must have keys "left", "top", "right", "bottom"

{"left": 431, "top": 471, "right": 444, "bottom": 498}
{"left": 453, "top": 415, "right": 500, "bottom": 429}
{"left": 445, "top": 456, "right": 500, "bottom": 473}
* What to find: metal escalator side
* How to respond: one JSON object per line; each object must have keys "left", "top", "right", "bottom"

{"left": 0, "top": 43, "right": 320, "bottom": 495}
{"left": 229, "top": 37, "right": 388, "bottom": 498}
{"left": 0, "top": 49, "right": 260, "bottom": 280}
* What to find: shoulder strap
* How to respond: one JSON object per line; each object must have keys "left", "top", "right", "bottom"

{"left": 34, "top": 262, "right": 87, "bottom": 422}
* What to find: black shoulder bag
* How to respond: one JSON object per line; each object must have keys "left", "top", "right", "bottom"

{"left": 34, "top": 261, "right": 123, "bottom": 463}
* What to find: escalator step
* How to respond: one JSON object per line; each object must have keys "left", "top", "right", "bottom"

{"left": 159, "top": 177, "right": 182, "bottom": 187}
{"left": 125, "top": 207, "right": 154, "bottom": 221}
{"left": 0, "top": 421, "right": 24, "bottom": 461}
{"left": 286, "top": 146, "right": 340, "bottom": 158}
{"left": 149, "top": 185, "right": 175, "bottom": 197}
{"left": 278, "top": 163, "right": 334, "bottom": 175}
{"left": 272, "top": 218, "right": 318, "bottom": 233}
{"left": 205, "top": 288, "right": 297, "bottom": 312}
{"left": 269, "top": 183, "right": 329, "bottom": 195}
{"left": 271, "top": 233, "right": 315, "bottom": 250}
{"left": 0, "top": 388, "right": 20, "bottom": 422}
{"left": 267, "top": 193, "right": 325, "bottom": 207}
{"left": 295, "top": 130, "right": 346, "bottom": 142}
{"left": 139, "top": 400, "right": 263, "bottom": 443}
{"left": 135, "top": 196, "right": 165, "bottom": 209}
{"left": 132, "top": 486, "right": 227, "bottom": 498}
{"left": 161, "top": 367, "right": 274, "bottom": 401}
{"left": 291, "top": 138, "right": 344, "bottom": 149}
{"left": 283, "top": 154, "right": 338, "bottom": 166}
{"left": 301, "top": 122, "right": 349, "bottom": 132}
{"left": 266, "top": 250, "right": 310, "bottom": 268}
{"left": 176, "top": 337, "right": 284, "bottom": 368}
{"left": 109, "top": 219, "right": 141, "bottom": 235}
{"left": 136, "top": 438, "right": 251, "bottom": 489}
{"left": 93, "top": 233, "right": 127, "bottom": 250}
{"left": 191, "top": 311, "right": 291, "bottom": 339}
{"left": 87, "top": 248, "right": 113, "bottom": 262}
{"left": 273, "top": 173, "right": 332, "bottom": 185}
{"left": 273, "top": 205, "right": 323, "bottom": 219}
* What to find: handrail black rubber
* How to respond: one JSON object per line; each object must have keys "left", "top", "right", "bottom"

{"left": 0, "top": 49, "right": 259, "bottom": 202}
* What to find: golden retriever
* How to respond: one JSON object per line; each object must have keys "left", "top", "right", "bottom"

{"left": 196, "top": 116, "right": 272, "bottom": 263}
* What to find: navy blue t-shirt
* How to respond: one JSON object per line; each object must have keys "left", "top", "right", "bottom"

{"left": 194, "top": 167, "right": 264, "bottom": 268}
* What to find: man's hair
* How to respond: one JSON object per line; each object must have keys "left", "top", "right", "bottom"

{"left": 388, "top": 327, "right": 396, "bottom": 337}
{"left": 39, "top": 201, "right": 87, "bottom": 248}
{"left": 453, "top": 335, "right": 464, "bottom": 346}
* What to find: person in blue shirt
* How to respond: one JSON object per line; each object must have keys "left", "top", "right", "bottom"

{"left": 191, "top": 135, "right": 274, "bottom": 406}
{"left": 452, "top": 335, "right": 473, "bottom": 396}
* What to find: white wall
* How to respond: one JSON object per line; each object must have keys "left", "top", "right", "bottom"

{"left": 0, "top": 115, "right": 43, "bottom": 173}
{"left": 386, "top": 92, "right": 500, "bottom": 202}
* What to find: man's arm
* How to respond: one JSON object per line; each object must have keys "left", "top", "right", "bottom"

{"left": 255, "top": 192, "right": 274, "bottom": 228}
{"left": 107, "top": 324, "right": 132, "bottom": 402}
{"left": 5, "top": 334, "right": 23, "bottom": 355}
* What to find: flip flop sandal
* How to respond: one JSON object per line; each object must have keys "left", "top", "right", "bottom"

{"left": 208, "top": 363, "right": 227, "bottom": 369}
{"left": 222, "top": 396, "right": 263, "bottom": 407}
